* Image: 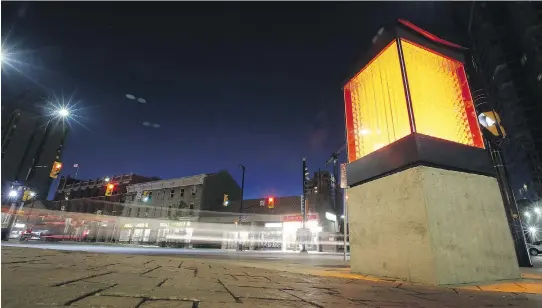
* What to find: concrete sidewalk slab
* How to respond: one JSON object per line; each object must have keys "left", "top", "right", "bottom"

{"left": 1, "top": 246, "right": 541, "bottom": 308}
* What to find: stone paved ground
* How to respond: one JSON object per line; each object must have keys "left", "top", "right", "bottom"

{"left": 2, "top": 247, "right": 542, "bottom": 308}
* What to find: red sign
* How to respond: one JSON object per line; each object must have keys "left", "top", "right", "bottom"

{"left": 282, "top": 214, "right": 318, "bottom": 222}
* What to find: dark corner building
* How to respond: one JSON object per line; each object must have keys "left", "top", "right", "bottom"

{"left": 452, "top": 2, "right": 542, "bottom": 205}
{"left": 52, "top": 173, "right": 160, "bottom": 215}
{"left": 1, "top": 91, "right": 69, "bottom": 200}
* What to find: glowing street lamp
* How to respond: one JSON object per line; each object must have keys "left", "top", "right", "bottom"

{"left": 535, "top": 207, "right": 541, "bottom": 215}
{"left": 8, "top": 190, "right": 18, "bottom": 198}
{"left": 525, "top": 212, "right": 532, "bottom": 218}
{"left": 57, "top": 108, "right": 70, "bottom": 117}
{"left": 529, "top": 226, "right": 538, "bottom": 235}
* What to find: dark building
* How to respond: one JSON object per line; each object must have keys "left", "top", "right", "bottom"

{"left": 1, "top": 91, "right": 69, "bottom": 199}
{"left": 52, "top": 173, "right": 159, "bottom": 215}
{"left": 452, "top": 2, "right": 542, "bottom": 200}
{"left": 121, "top": 171, "right": 242, "bottom": 219}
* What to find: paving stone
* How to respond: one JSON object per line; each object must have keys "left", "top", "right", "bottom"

{"left": 199, "top": 299, "right": 313, "bottom": 307}
{"left": 147, "top": 287, "right": 234, "bottom": 302}
{"left": 1, "top": 284, "right": 114, "bottom": 308}
{"left": 163, "top": 278, "right": 224, "bottom": 292}
{"left": 225, "top": 285, "right": 298, "bottom": 300}
{"left": 139, "top": 300, "right": 193, "bottom": 308}
{"left": 71, "top": 294, "right": 142, "bottom": 307}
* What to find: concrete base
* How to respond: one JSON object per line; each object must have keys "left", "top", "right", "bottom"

{"left": 347, "top": 166, "right": 520, "bottom": 285}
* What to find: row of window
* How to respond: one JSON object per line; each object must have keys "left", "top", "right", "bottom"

{"left": 126, "top": 203, "right": 195, "bottom": 217}
{"left": 139, "top": 186, "right": 198, "bottom": 201}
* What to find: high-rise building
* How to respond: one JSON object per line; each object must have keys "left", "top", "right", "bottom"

{"left": 1, "top": 92, "right": 69, "bottom": 199}
{"left": 452, "top": 2, "right": 542, "bottom": 200}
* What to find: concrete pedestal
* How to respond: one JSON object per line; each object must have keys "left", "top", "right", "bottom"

{"left": 347, "top": 166, "right": 520, "bottom": 285}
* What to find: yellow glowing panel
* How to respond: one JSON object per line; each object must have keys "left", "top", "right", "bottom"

{"left": 344, "top": 41, "right": 411, "bottom": 161}
{"left": 401, "top": 39, "right": 484, "bottom": 148}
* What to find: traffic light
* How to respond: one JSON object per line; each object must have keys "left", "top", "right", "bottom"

{"left": 268, "top": 197, "right": 275, "bottom": 209}
{"left": 302, "top": 158, "right": 311, "bottom": 195}
{"left": 49, "top": 161, "right": 62, "bottom": 178}
{"left": 105, "top": 183, "right": 114, "bottom": 196}
{"left": 142, "top": 191, "right": 150, "bottom": 202}
{"left": 22, "top": 189, "right": 35, "bottom": 201}
{"left": 478, "top": 111, "right": 506, "bottom": 138}
{"left": 223, "top": 193, "right": 229, "bottom": 206}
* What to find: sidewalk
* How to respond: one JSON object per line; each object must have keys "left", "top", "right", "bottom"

{"left": 2, "top": 246, "right": 541, "bottom": 308}
{"left": 227, "top": 259, "right": 542, "bottom": 295}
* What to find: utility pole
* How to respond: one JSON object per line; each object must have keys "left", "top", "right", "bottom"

{"left": 237, "top": 164, "right": 246, "bottom": 251}
{"left": 301, "top": 158, "right": 309, "bottom": 253}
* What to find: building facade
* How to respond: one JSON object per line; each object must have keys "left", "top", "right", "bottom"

{"left": 117, "top": 171, "right": 241, "bottom": 243}
{"left": 52, "top": 173, "right": 159, "bottom": 214}
{"left": 1, "top": 91, "right": 69, "bottom": 199}
{"left": 453, "top": 2, "right": 542, "bottom": 200}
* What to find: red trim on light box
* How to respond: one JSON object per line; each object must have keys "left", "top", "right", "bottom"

{"left": 398, "top": 19, "right": 466, "bottom": 50}
{"left": 344, "top": 87, "right": 357, "bottom": 163}
{"left": 455, "top": 64, "right": 485, "bottom": 149}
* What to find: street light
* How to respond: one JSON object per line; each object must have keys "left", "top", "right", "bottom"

{"left": 477, "top": 109, "right": 532, "bottom": 267}
{"left": 58, "top": 108, "right": 70, "bottom": 117}
{"left": 8, "top": 190, "right": 18, "bottom": 198}
{"left": 104, "top": 177, "right": 110, "bottom": 182}
{"left": 23, "top": 105, "right": 73, "bottom": 182}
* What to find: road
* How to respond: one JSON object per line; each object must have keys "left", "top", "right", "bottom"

{"left": 1, "top": 242, "right": 349, "bottom": 269}
{"left": 4, "top": 241, "right": 542, "bottom": 274}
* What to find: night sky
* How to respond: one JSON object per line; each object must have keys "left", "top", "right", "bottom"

{"left": 1, "top": 2, "right": 456, "bottom": 199}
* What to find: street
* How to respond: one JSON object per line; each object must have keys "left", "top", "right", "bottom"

{"left": 1, "top": 242, "right": 348, "bottom": 269}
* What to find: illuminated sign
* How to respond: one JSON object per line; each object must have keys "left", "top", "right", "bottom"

{"left": 325, "top": 212, "right": 337, "bottom": 222}
{"left": 344, "top": 27, "right": 484, "bottom": 163}
{"left": 282, "top": 214, "right": 318, "bottom": 222}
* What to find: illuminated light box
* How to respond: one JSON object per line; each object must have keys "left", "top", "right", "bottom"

{"left": 344, "top": 20, "right": 493, "bottom": 187}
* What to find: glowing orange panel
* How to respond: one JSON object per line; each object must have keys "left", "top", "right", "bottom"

{"left": 344, "top": 41, "right": 411, "bottom": 162}
{"left": 400, "top": 39, "right": 484, "bottom": 149}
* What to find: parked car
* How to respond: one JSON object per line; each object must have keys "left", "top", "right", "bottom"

{"left": 528, "top": 241, "right": 542, "bottom": 256}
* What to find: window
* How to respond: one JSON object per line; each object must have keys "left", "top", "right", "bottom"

{"left": 170, "top": 189, "right": 175, "bottom": 198}
{"left": 191, "top": 186, "right": 197, "bottom": 196}
{"left": 145, "top": 207, "right": 149, "bottom": 216}
{"left": 128, "top": 207, "right": 132, "bottom": 216}
{"left": 167, "top": 206, "right": 171, "bottom": 216}
{"left": 138, "top": 207, "right": 143, "bottom": 217}
{"left": 189, "top": 203, "right": 194, "bottom": 216}
{"left": 180, "top": 189, "right": 184, "bottom": 197}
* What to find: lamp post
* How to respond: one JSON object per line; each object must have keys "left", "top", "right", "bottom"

{"left": 24, "top": 108, "right": 70, "bottom": 183}
{"left": 478, "top": 109, "right": 532, "bottom": 267}
{"left": 237, "top": 164, "right": 245, "bottom": 251}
